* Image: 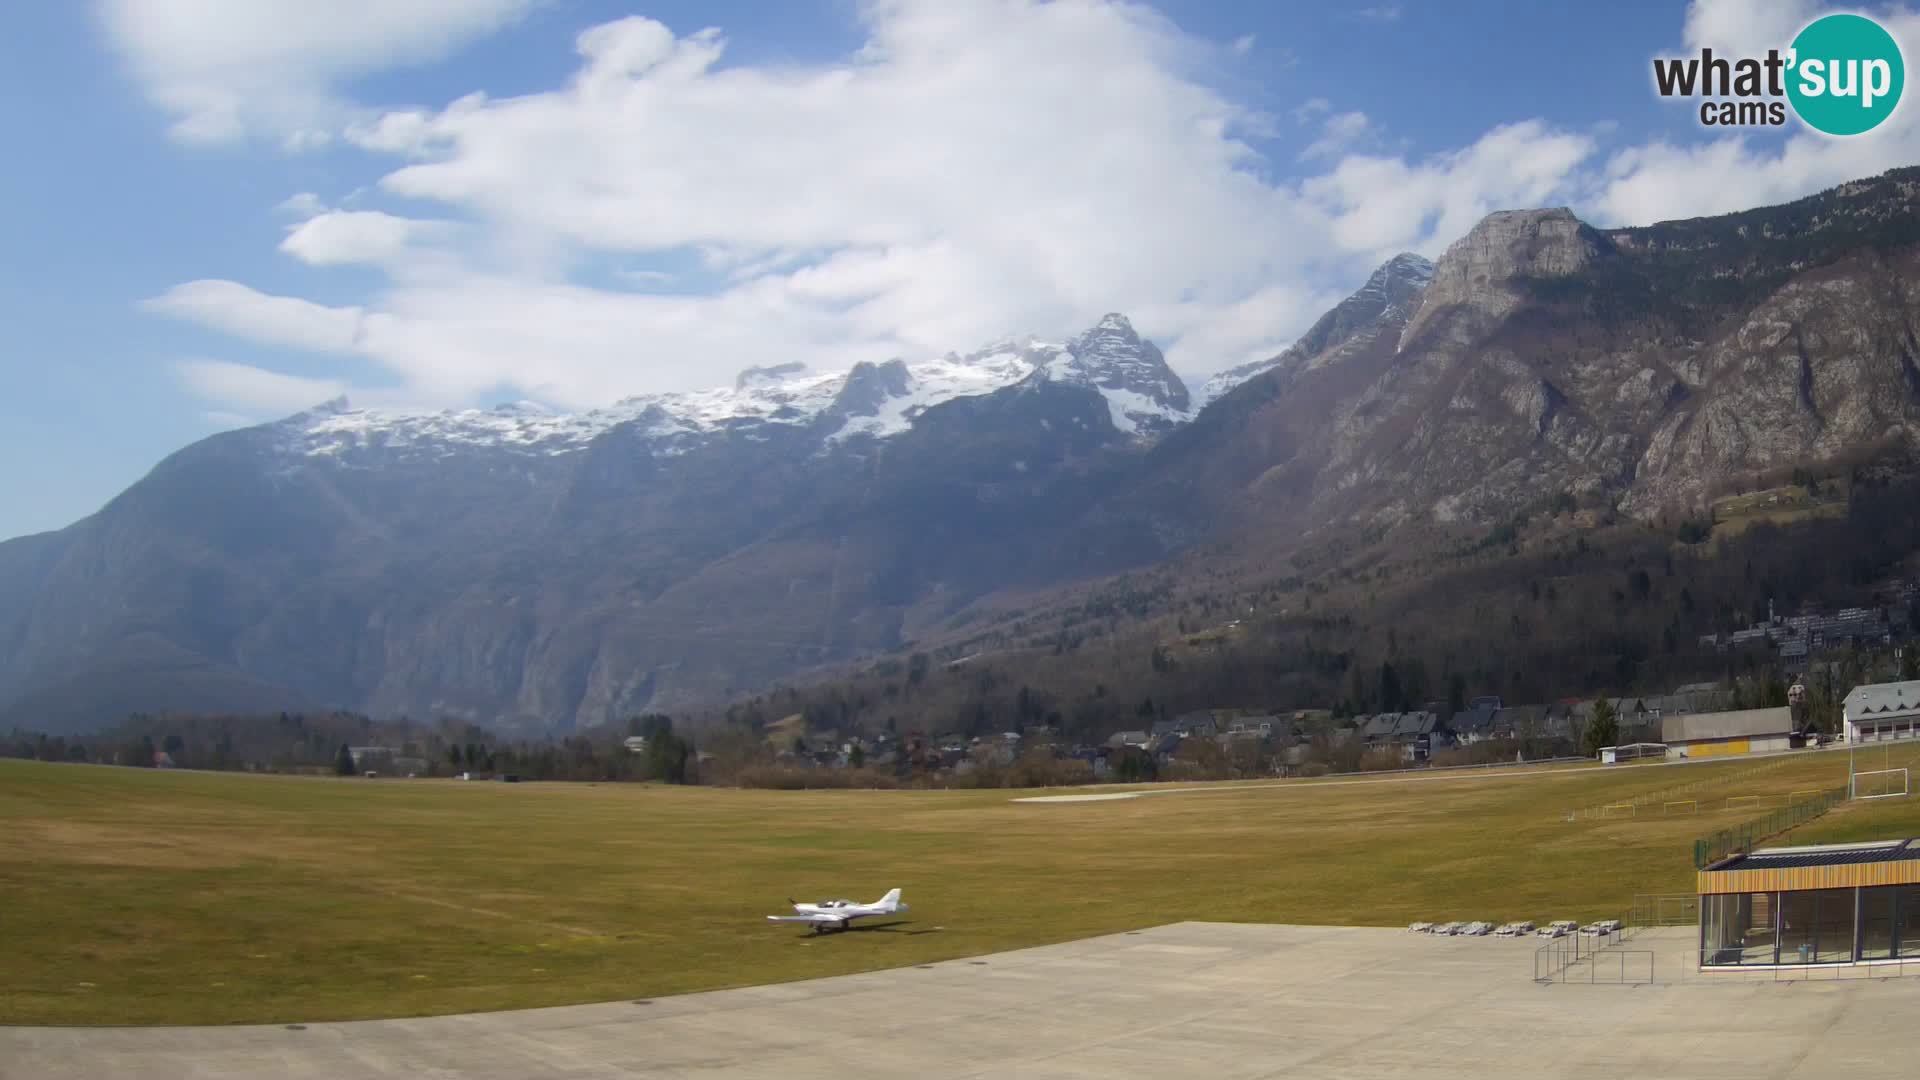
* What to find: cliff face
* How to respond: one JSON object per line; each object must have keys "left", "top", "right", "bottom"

{"left": 1140, "top": 169, "right": 1920, "bottom": 533}
{"left": 1399, "top": 207, "right": 1607, "bottom": 349}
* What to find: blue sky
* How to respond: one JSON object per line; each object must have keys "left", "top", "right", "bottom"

{"left": 2, "top": 1, "right": 1916, "bottom": 541}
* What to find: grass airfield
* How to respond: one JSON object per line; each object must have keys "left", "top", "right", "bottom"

{"left": 5, "top": 748, "right": 1920, "bottom": 1025}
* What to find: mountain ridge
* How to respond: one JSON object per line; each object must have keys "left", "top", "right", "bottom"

{"left": 9, "top": 168, "right": 1920, "bottom": 733}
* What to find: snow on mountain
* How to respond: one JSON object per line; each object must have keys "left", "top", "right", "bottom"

{"left": 279, "top": 314, "right": 1194, "bottom": 459}
{"left": 1195, "top": 253, "right": 1434, "bottom": 408}
{"left": 1024, "top": 314, "right": 1192, "bottom": 436}
{"left": 826, "top": 343, "right": 1043, "bottom": 442}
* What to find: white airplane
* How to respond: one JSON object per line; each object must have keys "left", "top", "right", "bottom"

{"left": 766, "top": 889, "right": 907, "bottom": 933}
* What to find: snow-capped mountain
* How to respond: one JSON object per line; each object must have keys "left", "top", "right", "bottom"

{"left": 283, "top": 314, "right": 1191, "bottom": 461}
{"left": 14, "top": 171, "right": 1920, "bottom": 736}
{"left": 1195, "top": 253, "right": 1434, "bottom": 407}
{"left": 1025, "top": 314, "right": 1192, "bottom": 436}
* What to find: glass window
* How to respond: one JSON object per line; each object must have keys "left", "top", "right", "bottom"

{"left": 1899, "top": 886, "right": 1920, "bottom": 958}
{"left": 1702, "top": 893, "right": 1744, "bottom": 966}
{"left": 1739, "top": 891, "right": 1778, "bottom": 965}
{"left": 1814, "top": 888, "right": 1855, "bottom": 963}
{"left": 1862, "top": 887, "right": 1896, "bottom": 961}
{"left": 1778, "top": 890, "right": 1815, "bottom": 965}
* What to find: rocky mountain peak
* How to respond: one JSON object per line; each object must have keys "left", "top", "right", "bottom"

{"left": 1196, "top": 252, "right": 1434, "bottom": 407}
{"left": 827, "top": 358, "right": 915, "bottom": 419}
{"left": 1032, "top": 314, "right": 1191, "bottom": 435}
{"left": 1400, "top": 207, "right": 1608, "bottom": 349}
{"left": 1378, "top": 251, "right": 1436, "bottom": 284}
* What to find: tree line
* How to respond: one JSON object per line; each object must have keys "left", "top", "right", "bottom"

{"left": 2, "top": 710, "right": 696, "bottom": 785}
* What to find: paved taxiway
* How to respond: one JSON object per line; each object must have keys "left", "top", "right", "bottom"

{"left": 7, "top": 922, "right": 1919, "bottom": 1078}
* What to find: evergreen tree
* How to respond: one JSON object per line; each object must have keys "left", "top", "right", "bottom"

{"left": 1582, "top": 698, "right": 1619, "bottom": 758}
{"left": 642, "top": 730, "right": 690, "bottom": 783}
{"left": 335, "top": 743, "right": 356, "bottom": 776}
{"left": 1377, "top": 662, "right": 1405, "bottom": 713}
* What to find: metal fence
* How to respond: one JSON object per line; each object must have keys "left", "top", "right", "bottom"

{"left": 1690, "top": 783, "right": 1849, "bottom": 868}
{"left": 1564, "top": 755, "right": 1800, "bottom": 822}
{"left": 1629, "top": 894, "right": 1699, "bottom": 927}
{"left": 1566, "top": 949, "right": 1657, "bottom": 985}
{"left": 1532, "top": 928, "right": 1624, "bottom": 982}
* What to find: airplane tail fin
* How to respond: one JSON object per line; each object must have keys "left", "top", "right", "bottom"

{"left": 878, "top": 888, "right": 904, "bottom": 911}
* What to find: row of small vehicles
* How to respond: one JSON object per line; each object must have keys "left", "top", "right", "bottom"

{"left": 1408, "top": 918, "right": 1621, "bottom": 938}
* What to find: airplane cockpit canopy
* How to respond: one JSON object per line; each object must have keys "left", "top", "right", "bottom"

{"left": 817, "top": 899, "right": 852, "bottom": 907}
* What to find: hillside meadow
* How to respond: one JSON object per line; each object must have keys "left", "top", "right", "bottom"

{"left": 3, "top": 748, "right": 1914, "bottom": 1025}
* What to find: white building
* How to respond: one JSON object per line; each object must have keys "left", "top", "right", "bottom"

{"left": 1843, "top": 680, "right": 1920, "bottom": 743}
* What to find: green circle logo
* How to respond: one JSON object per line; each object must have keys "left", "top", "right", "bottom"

{"left": 1787, "top": 13, "right": 1905, "bottom": 136}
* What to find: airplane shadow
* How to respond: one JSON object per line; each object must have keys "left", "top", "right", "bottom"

{"left": 795, "top": 920, "right": 939, "bottom": 938}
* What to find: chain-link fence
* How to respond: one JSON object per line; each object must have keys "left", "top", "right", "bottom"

{"left": 1564, "top": 755, "right": 1800, "bottom": 822}
{"left": 1690, "top": 783, "right": 1848, "bottom": 868}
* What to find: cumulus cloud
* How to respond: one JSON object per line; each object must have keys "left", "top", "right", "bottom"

{"left": 147, "top": 2, "right": 1600, "bottom": 408}
{"left": 142, "top": 280, "right": 367, "bottom": 353}
{"left": 1680, "top": 0, "right": 1819, "bottom": 56}
{"left": 279, "top": 210, "right": 454, "bottom": 267}
{"left": 173, "top": 359, "right": 349, "bottom": 414}
{"left": 1591, "top": 2, "right": 1920, "bottom": 225}
{"left": 136, "top": 0, "right": 1920, "bottom": 418}
{"left": 96, "top": 0, "right": 536, "bottom": 142}
{"left": 1302, "top": 121, "right": 1597, "bottom": 256}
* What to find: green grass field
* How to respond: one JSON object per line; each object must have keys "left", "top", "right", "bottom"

{"left": 4, "top": 749, "right": 1918, "bottom": 1026}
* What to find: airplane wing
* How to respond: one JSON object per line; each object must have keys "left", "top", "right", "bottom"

{"left": 767, "top": 914, "right": 847, "bottom": 926}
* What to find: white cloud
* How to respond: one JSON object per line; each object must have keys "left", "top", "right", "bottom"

{"left": 141, "top": 280, "right": 367, "bottom": 353}
{"left": 276, "top": 191, "right": 327, "bottom": 217}
{"left": 145, "top": 0, "right": 1920, "bottom": 418}
{"left": 1680, "top": 0, "right": 1818, "bottom": 56}
{"left": 279, "top": 210, "right": 453, "bottom": 267}
{"left": 1301, "top": 110, "right": 1373, "bottom": 160}
{"left": 1356, "top": 5, "right": 1404, "bottom": 23}
{"left": 174, "top": 359, "right": 348, "bottom": 414}
{"left": 1292, "top": 97, "right": 1332, "bottom": 123}
{"left": 1302, "top": 121, "right": 1598, "bottom": 257}
{"left": 159, "top": 1, "right": 1437, "bottom": 400}
{"left": 96, "top": 0, "right": 536, "bottom": 142}
{"left": 1595, "top": 5, "right": 1920, "bottom": 225}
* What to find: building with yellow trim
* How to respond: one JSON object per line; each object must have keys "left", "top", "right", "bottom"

{"left": 1698, "top": 840, "right": 1920, "bottom": 967}
{"left": 1660, "top": 706, "right": 1793, "bottom": 759}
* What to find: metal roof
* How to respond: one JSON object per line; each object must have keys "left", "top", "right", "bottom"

{"left": 1361, "top": 713, "right": 1400, "bottom": 737}
{"left": 1660, "top": 706, "right": 1792, "bottom": 744}
{"left": 1845, "top": 680, "right": 1920, "bottom": 721}
{"left": 1393, "top": 712, "right": 1434, "bottom": 736}
{"left": 1713, "top": 840, "right": 1915, "bottom": 872}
